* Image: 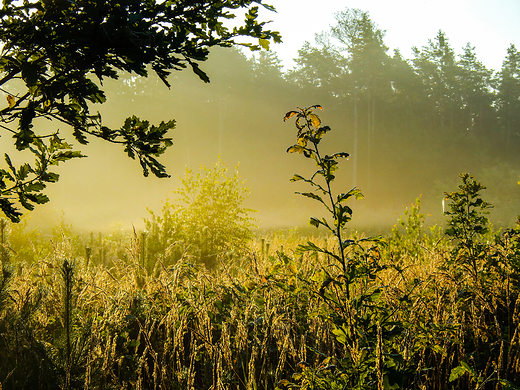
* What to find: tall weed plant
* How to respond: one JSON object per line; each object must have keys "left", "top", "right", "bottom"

{"left": 280, "top": 106, "right": 410, "bottom": 390}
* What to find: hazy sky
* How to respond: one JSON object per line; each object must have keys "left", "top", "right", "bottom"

{"left": 255, "top": 0, "right": 520, "bottom": 72}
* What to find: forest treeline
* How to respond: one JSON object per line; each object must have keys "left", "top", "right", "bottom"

{"left": 97, "top": 8, "right": 519, "bottom": 229}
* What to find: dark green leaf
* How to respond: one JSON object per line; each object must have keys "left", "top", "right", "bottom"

{"left": 16, "top": 164, "right": 31, "bottom": 181}
{"left": 0, "top": 198, "right": 22, "bottom": 223}
{"left": 41, "top": 172, "right": 60, "bottom": 183}
{"left": 190, "top": 62, "right": 210, "bottom": 83}
{"left": 25, "top": 182, "right": 46, "bottom": 192}
{"left": 4, "top": 154, "right": 15, "bottom": 173}
{"left": 26, "top": 193, "right": 49, "bottom": 205}
{"left": 308, "top": 217, "right": 332, "bottom": 231}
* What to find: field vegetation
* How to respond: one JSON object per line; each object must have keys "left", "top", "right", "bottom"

{"left": 1, "top": 2, "right": 519, "bottom": 388}
{"left": 1, "top": 107, "right": 519, "bottom": 390}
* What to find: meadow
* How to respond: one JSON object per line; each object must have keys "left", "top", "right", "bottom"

{"left": 1, "top": 201, "right": 519, "bottom": 390}
{"left": 0, "top": 107, "right": 519, "bottom": 390}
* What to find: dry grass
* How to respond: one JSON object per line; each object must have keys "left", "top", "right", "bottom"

{"left": 0, "top": 221, "right": 519, "bottom": 389}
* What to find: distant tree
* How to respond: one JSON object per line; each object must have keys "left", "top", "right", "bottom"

{"left": 330, "top": 9, "right": 392, "bottom": 189}
{"left": 338, "top": 12, "right": 383, "bottom": 82}
{"left": 331, "top": 9, "right": 392, "bottom": 108}
{"left": 0, "top": 0, "right": 280, "bottom": 222}
{"left": 496, "top": 44, "right": 520, "bottom": 150}
{"left": 250, "top": 49, "right": 284, "bottom": 80}
{"left": 249, "top": 49, "right": 294, "bottom": 105}
{"left": 286, "top": 37, "right": 346, "bottom": 100}
{"left": 456, "top": 43, "right": 496, "bottom": 136}
{"left": 412, "top": 31, "right": 462, "bottom": 132}
{"left": 387, "top": 49, "right": 426, "bottom": 126}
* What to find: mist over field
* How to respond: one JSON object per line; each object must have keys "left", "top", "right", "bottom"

{"left": 6, "top": 11, "right": 520, "bottom": 234}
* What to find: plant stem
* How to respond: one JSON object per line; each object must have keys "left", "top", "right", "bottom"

{"left": 311, "top": 140, "right": 348, "bottom": 286}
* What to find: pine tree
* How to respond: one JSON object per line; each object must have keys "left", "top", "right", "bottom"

{"left": 412, "top": 31, "right": 462, "bottom": 133}
{"left": 388, "top": 49, "right": 426, "bottom": 126}
{"left": 331, "top": 9, "right": 392, "bottom": 190}
{"left": 457, "top": 43, "right": 496, "bottom": 136}
{"left": 496, "top": 44, "right": 520, "bottom": 151}
{"left": 286, "top": 39, "right": 346, "bottom": 100}
{"left": 250, "top": 50, "right": 284, "bottom": 80}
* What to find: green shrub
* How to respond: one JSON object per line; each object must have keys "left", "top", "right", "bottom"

{"left": 145, "top": 156, "right": 256, "bottom": 268}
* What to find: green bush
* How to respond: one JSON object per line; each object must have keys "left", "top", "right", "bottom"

{"left": 145, "top": 157, "right": 256, "bottom": 268}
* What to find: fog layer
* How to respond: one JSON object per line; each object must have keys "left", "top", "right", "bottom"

{"left": 6, "top": 10, "right": 520, "bottom": 233}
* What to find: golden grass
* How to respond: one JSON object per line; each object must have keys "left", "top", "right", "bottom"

{"left": 0, "top": 222, "right": 519, "bottom": 389}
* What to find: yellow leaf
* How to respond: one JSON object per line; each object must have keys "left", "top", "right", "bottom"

{"left": 297, "top": 136, "right": 308, "bottom": 147}
{"left": 258, "top": 38, "right": 270, "bottom": 50}
{"left": 308, "top": 113, "right": 321, "bottom": 128}
{"left": 283, "top": 110, "right": 299, "bottom": 122}
{"left": 287, "top": 145, "right": 305, "bottom": 154}
{"left": 6, "top": 95, "right": 15, "bottom": 108}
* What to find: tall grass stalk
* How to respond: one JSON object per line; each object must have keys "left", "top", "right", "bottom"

{"left": 60, "top": 259, "right": 75, "bottom": 390}
{"left": 0, "top": 218, "right": 10, "bottom": 265}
